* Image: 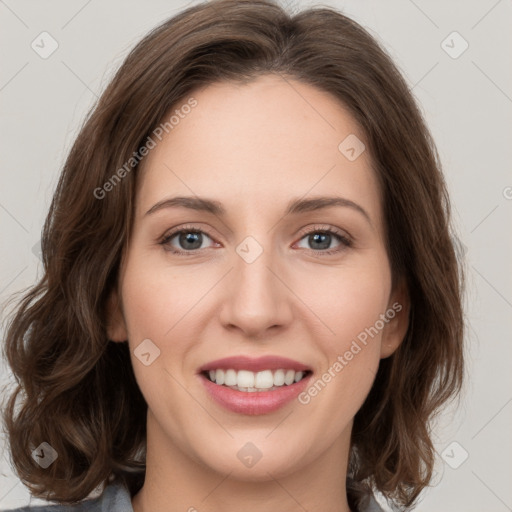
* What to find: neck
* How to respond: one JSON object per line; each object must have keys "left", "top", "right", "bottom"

{"left": 132, "top": 411, "right": 353, "bottom": 512}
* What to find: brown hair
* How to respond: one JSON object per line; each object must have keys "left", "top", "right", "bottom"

{"left": 1, "top": 0, "right": 464, "bottom": 510}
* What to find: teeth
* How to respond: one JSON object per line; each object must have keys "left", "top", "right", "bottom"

{"left": 285, "top": 369, "right": 295, "bottom": 385}
{"left": 274, "top": 369, "right": 285, "bottom": 386}
{"left": 206, "top": 368, "right": 309, "bottom": 390}
{"left": 237, "top": 370, "right": 254, "bottom": 388}
{"left": 224, "top": 369, "right": 237, "bottom": 386}
{"left": 215, "top": 369, "right": 225, "bottom": 385}
{"left": 254, "top": 370, "right": 273, "bottom": 389}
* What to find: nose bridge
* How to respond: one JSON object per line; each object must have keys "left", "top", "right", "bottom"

{"left": 236, "top": 234, "right": 276, "bottom": 295}
{"left": 219, "top": 231, "right": 291, "bottom": 335}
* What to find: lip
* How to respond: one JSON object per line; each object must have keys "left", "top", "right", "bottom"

{"left": 198, "top": 355, "right": 312, "bottom": 373}
{"left": 198, "top": 371, "right": 313, "bottom": 415}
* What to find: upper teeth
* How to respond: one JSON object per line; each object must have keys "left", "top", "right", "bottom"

{"left": 208, "top": 369, "right": 306, "bottom": 389}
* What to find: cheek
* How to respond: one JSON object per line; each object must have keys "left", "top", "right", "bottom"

{"left": 292, "top": 254, "right": 390, "bottom": 411}
{"left": 119, "top": 263, "right": 196, "bottom": 431}
{"left": 294, "top": 291, "right": 387, "bottom": 448}
{"left": 120, "top": 251, "right": 197, "bottom": 341}
{"left": 295, "top": 254, "right": 391, "bottom": 352}
{"left": 117, "top": 255, "right": 181, "bottom": 384}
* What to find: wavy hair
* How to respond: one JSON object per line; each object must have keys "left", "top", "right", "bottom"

{"left": 1, "top": 0, "right": 464, "bottom": 510}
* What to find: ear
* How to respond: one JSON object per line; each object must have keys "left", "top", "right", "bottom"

{"left": 105, "top": 288, "right": 128, "bottom": 342}
{"left": 380, "top": 278, "right": 410, "bottom": 359}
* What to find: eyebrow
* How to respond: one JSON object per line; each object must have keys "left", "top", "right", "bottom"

{"left": 145, "top": 195, "right": 372, "bottom": 225}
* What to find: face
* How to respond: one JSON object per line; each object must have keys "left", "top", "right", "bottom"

{"left": 108, "top": 74, "right": 408, "bottom": 481}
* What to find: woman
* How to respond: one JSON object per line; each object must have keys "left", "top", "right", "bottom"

{"left": 1, "top": 1, "right": 464, "bottom": 511}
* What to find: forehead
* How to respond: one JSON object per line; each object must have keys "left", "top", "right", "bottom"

{"left": 136, "top": 74, "right": 381, "bottom": 224}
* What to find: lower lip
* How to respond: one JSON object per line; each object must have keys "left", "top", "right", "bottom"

{"left": 198, "top": 372, "right": 312, "bottom": 415}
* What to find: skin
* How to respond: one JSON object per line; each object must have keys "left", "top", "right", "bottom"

{"left": 107, "top": 74, "right": 409, "bottom": 512}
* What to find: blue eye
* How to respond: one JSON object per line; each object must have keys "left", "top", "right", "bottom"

{"left": 295, "top": 227, "right": 352, "bottom": 255}
{"left": 159, "top": 224, "right": 352, "bottom": 256}
{"left": 159, "top": 226, "right": 216, "bottom": 255}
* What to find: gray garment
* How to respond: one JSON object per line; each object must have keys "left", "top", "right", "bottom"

{"left": 1, "top": 482, "right": 131, "bottom": 512}
{"left": 1, "top": 480, "right": 385, "bottom": 512}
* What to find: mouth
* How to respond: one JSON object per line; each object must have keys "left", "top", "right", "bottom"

{"left": 201, "top": 368, "right": 313, "bottom": 392}
{"left": 197, "top": 355, "right": 314, "bottom": 415}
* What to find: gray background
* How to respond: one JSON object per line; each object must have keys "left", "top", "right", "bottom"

{"left": 1, "top": 1, "right": 511, "bottom": 510}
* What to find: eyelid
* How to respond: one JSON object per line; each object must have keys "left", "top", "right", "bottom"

{"left": 295, "top": 223, "right": 353, "bottom": 242}
{"left": 159, "top": 223, "right": 218, "bottom": 247}
{"left": 293, "top": 224, "right": 353, "bottom": 255}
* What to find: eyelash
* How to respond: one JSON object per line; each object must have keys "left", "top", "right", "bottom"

{"left": 158, "top": 223, "right": 353, "bottom": 257}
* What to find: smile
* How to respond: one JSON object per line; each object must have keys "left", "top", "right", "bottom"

{"left": 203, "top": 368, "right": 310, "bottom": 392}
{"left": 197, "top": 355, "right": 314, "bottom": 415}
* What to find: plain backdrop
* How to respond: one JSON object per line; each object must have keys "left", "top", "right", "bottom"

{"left": 0, "top": 1, "right": 511, "bottom": 511}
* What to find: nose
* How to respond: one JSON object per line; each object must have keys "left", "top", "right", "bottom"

{"left": 218, "top": 238, "right": 293, "bottom": 339}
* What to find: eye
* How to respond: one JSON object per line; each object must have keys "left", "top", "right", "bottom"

{"left": 159, "top": 225, "right": 218, "bottom": 255}
{"left": 295, "top": 225, "right": 352, "bottom": 256}
{"left": 159, "top": 223, "right": 353, "bottom": 257}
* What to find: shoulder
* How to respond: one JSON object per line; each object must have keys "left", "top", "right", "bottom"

{"left": 1, "top": 481, "right": 133, "bottom": 512}
{"left": 2, "top": 480, "right": 385, "bottom": 512}
{"left": 362, "top": 493, "right": 387, "bottom": 512}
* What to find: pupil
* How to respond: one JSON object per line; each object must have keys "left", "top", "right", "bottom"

{"left": 311, "top": 233, "right": 330, "bottom": 250}
{"left": 180, "top": 232, "right": 202, "bottom": 250}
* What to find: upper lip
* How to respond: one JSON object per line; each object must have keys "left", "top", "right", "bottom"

{"left": 198, "top": 355, "right": 312, "bottom": 373}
